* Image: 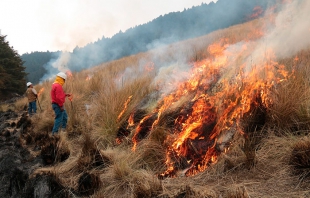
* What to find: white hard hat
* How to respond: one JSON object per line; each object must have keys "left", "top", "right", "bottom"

{"left": 57, "top": 72, "right": 67, "bottom": 80}
{"left": 27, "top": 82, "right": 32, "bottom": 87}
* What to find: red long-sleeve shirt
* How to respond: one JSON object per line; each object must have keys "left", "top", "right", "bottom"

{"left": 51, "top": 83, "right": 66, "bottom": 107}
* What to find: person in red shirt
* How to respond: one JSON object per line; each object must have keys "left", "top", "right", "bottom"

{"left": 51, "top": 72, "right": 71, "bottom": 135}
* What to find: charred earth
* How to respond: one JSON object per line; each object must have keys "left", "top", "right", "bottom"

{"left": 0, "top": 110, "right": 68, "bottom": 197}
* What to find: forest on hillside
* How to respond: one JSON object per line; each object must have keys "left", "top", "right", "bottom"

{"left": 22, "top": 0, "right": 278, "bottom": 84}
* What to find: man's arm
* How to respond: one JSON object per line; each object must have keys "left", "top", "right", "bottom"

{"left": 32, "top": 88, "right": 38, "bottom": 98}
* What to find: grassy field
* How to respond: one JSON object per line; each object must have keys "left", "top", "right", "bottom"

{"left": 6, "top": 11, "right": 310, "bottom": 197}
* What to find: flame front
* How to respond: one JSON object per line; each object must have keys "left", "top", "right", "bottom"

{"left": 118, "top": 95, "right": 133, "bottom": 121}
{"left": 116, "top": 18, "right": 292, "bottom": 177}
{"left": 37, "top": 88, "right": 44, "bottom": 97}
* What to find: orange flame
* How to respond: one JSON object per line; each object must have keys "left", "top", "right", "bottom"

{"left": 68, "top": 94, "right": 73, "bottom": 102}
{"left": 85, "top": 74, "right": 93, "bottom": 81}
{"left": 127, "top": 113, "right": 135, "bottom": 128}
{"left": 37, "top": 88, "right": 44, "bottom": 97}
{"left": 66, "top": 70, "right": 73, "bottom": 78}
{"left": 122, "top": 22, "right": 291, "bottom": 177}
{"left": 294, "top": 56, "right": 299, "bottom": 62}
{"left": 144, "top": 62, "right": 155, "bottom": 72}
{"left": 248, "top": 6, "right": 264, "bottom": 20}
{"left": 117, "top": 95, "right": 133, "bottom": 121}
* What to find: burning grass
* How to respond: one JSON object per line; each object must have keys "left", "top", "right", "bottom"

{"left": 11, "top": 7, "right": 310, "bottom": 197}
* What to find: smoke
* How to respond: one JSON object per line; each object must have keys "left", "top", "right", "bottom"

{"left": 148, "top": 0, "right": 310, "bottom": 102}
{"left": 38, "top": 0, "right": 274, "bottom": 83}
{"left": 41, "top": 52, "right": 71, "bottom": 81}
{"left": 152, "top": 63, "right": 192, "bottom": 97}
{"left": 245, "top": 0, "right": 310, "bottom": 70}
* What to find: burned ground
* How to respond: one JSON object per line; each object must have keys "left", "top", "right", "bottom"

{"left": 0, "top": 111, "right": 68, "bottom": 197}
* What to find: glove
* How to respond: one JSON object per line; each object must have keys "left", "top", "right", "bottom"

{"left": 60, "top": 106, "right": 64, "bottom": 112}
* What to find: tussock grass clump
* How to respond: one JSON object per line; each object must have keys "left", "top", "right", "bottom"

{"left": 13, "top": 97, "right": 28, "bottom": 111}
{"left": 269, "top": 57, "right": 310, "bottom": 131}
{"left": 160, "top": 180, "right": 217, "bottom": 198}
{"left": 40, "top": 135, "right": 58, "bottom": 165}
{"left": 55, "top": 134, "right": 71, "bottom": 163}
{"left": 77, "top": 133, "right": 111, "bottom": 171}
{"left": 40, "top": 135, "right": 70, "bottom": 165}
{"left": 242, "top": 98, "right": 268, "bottom": 169}
{"left": 223, "top": 185, "right": 249, "bottom": 198}
{"left": 33, "top": 131, "right": 49, "bottom": 146}
{"left": 32, "top": 111, "right": 55, "bottom": 133}
{"left": 77, "top": 172, "right": 101, "bottom": 196}
{"left": 289, "top": 137, "right": 310, "bottom": 180}
{"left": 134, "top": 140, "right": 167, "bottom": 172}
{"left": 90, "top": 69, "right": 155, "bottom": 144}
{"left": 96, "top": 148, "right": 163, "bottom": 198}
{"left": 174, "top": 185, "right": 212, "bottom": 198}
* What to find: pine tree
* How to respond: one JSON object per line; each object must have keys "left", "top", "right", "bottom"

{"left": 0, "top": 35, "right": 27, "bottom": 100}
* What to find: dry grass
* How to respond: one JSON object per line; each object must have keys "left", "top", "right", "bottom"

{"left": 269, "top": 58, "right": 310, "bottom": 131}
{"left": 95, "top": 149, "right": 163, "bottom": 198}
{"left": 0, "top": 103, "right": 11, "bottom": 111}
{"left": 11, "top": 15, "right": 310, "bottom": 197}
{"left": 14, "top": 97, "right": 28, "bottom": 111}
{"left": 289, "top": 136, "right": 310, "bottom": 182}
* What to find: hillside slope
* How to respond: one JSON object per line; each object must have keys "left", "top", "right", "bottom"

{"left": 2, "top": 0, "right": 310, "bottom": 197}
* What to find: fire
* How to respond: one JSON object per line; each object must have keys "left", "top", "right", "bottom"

{"left": 127, "top": 113, "right": 135, "bottom": 128}
{"left": 66, "top": 70, "right": 73, "bottom": 78}
{"left": 68, "top": 94, "right": 73, "bottom": 102}
{"left": 85, "top": 74, "right": 93, "bottom": 81}
{"left": 116, "top": 18, "right": 291, "bottom": 178}
{"left": 117, "top": 95, "right": 133, "bottom": 121}
{"left": 294, "top": 56, "right": 299, "bottom": 62}
{"left": 144, "top": 62, "right": 155, "bottom": 72}
{"left": 37, "top": 88, "right": 44, "bottom": 97}
{"left": 248, "top": 6, "right": 264, "bottom": 20}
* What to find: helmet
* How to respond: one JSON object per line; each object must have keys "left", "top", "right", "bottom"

{"left": 57, "top": 72, "right": 67, "bottom": 80}
{"left": 27, "top": 82, "right": 32, "bottom": 87}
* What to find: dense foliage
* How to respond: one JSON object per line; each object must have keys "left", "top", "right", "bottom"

{"left": 0, "top": 35, "right": 26, "bottom": 100}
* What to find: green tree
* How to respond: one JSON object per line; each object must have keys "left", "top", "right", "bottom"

{"left": 0, "top": 35, "right": 27, "bottom": 100}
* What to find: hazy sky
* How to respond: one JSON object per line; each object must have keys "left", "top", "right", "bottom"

{"left": 0, "top": 0, "right": 217, "bottom": 54}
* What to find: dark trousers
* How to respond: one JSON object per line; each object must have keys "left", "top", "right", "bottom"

{"left": 28, "top": 101, "right": 37, "bottom": 116}
{"left": 52, "top": 103, "right": 68, "bottom": 134}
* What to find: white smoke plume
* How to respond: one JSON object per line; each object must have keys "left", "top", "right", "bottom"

{"left": 246, "top": 0, "right": 310, "bottom": 70}
{"left": 147, "top": 0, "right": 310, "bottom": 102}
{"left": 41, "top": 52, "right": 71, "bottom": 81}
